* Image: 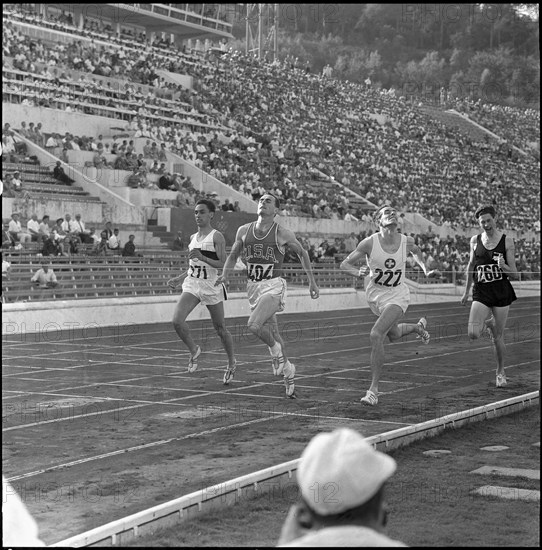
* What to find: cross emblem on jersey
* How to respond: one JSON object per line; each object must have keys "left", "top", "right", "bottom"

{"left": 385, "top": 258, "right": 396, "bottom": 269}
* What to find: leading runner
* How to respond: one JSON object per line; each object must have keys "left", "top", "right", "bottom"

{"left": 216, "top": 193, "right": 319, "bottom": 397}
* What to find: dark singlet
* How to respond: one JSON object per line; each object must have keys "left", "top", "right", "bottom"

{"left": 243, "top": 222, "right": 285, "bottom": 282}
{"left": 472, "top": 234, "right": 517, "bottom": 307}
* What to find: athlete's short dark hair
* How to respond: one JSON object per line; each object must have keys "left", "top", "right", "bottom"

{"left": 264, "top": 192, "right": 280, "bottom": 209}
{"left": 196, "top": 199, "right": 216, "bottom": 212}
{"left": 474, "top": 205, "right": 496, "bottom": 219}
{"left": 373, "top": 204, "right": 394, "bottom": 223}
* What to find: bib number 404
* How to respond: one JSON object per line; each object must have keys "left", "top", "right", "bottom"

{"left": 248, "top": 263, "right": 274, "bottom": 282}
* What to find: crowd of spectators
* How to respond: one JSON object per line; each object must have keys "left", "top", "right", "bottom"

{"left": 2, "top": 5, "right": 540, "bottom": 233}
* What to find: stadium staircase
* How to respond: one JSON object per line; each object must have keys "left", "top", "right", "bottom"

{"left": 419, "top": 105, "right": 501, "bottom": 143}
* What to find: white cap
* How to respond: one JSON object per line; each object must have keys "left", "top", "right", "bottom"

{"left": 297, "top": 428, "right": 396, "bottom": 515}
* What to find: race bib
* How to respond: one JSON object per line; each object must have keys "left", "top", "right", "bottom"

{"left": 247, "top": 262, "right": 274, "bottom": 282}
{"left": 476, "top": 264, "right": 503, "bottom": 283}
{"left": 189, "top": 264, "right": 208, "bottom": 279}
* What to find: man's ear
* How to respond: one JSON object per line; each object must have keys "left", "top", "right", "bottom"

{"left": 295, "top": 500, "right": 315, "bottom": 529}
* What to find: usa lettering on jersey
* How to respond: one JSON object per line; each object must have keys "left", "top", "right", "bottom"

{"left": 245, "top": 243, "right": 277, "bottom": 262}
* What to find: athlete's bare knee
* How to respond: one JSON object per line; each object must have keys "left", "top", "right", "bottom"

{"left": 247, "top": 321, "right": 262, "bottom": 336}
{"left": 370, "top": 327, "right": 386, "bottom": 345}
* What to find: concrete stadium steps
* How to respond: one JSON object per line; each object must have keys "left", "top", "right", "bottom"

{"left": 419, "top": 106, "right": 495, "bottom": 142}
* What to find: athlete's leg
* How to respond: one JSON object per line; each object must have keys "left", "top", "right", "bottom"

{"left": 467, "top": 301, "right": 492, "bottom": 340}
{"left": 207, "top": 301, "right": 235, "bottom": 368}
{"left": 387, "top": 318, "right": 426, "bottom": 342}
{"left": 247, "top": 294, "right": 282, "bottom": 348}
{"left": 172, "top": 291, "right": 201, "bottom": 356}
{"left": 368, "top": 304, "right": 405, "bottom": 396}
{"left": 489, "top": 305, "right": 510, "bottom": 378}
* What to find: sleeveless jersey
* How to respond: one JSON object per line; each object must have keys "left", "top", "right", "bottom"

{"left": 243, "top": 222, "right": 285, "bottom": 282}
{"left": 473, "top": 234, "right": 508, "bottom": 285}
{"left": 187, "top": 230, "right": 219, "bottom": 283}
{"left": 367, "top": 233, "right": 408, "bottom": 289}
{"left": 472, "top": 233, "right": 517, "bottom": 307}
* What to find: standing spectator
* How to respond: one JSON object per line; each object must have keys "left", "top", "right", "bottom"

{"left": 103, "top": 221, "right": 113, "bottom": 239}
{"left": 108, "top": 228, "right": 121, "bottom": 252}
{"left": 171, "top": 230, "right": 185, "bottom": 251}
{"left": 2, "top": 222, "right": 14, "bottom": 249}
{"left": 31, "top": 260, "right": 58, "bottom": 288}
{"left": 276, "top": 428, "right": 405, "bottom": 547}
{"left": 122, "top": 234, "right": 143, "bottom": 257}
{"left": 8, "top": 213, "right": 31, "bottom": 245}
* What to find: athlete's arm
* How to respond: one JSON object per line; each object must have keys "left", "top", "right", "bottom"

{"left": 279, "top": 227, "right": 319, "bottom": 299}
{"left": 460, "top": 236, "right": 477, "bottom": 305}
{"left": 500, "top": 236, "right": 518, "bottom": 279}
{"left": 340, "top": 237, "right": 372, "bottom": 278}
{"left": 407, "top": 238, "right": 431, "bottom": 277}
{"left": 215, "top": 225, "right": 248, "bottom": 285}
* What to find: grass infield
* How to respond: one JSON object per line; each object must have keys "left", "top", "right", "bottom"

{"left": 123, "top": 404, "right": 540, "bottom": 547}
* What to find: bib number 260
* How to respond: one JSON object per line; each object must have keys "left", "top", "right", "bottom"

{"left": 374, "top": 268, "right": 402, "bottom": 287}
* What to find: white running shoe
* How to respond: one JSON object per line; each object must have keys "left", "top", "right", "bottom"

{"left": 416, "top": 317, "right": 430, "bottom": 344}
{"left": 360, "top": 390, "right": 378, "bottom": 406}
{"left": 187, "top": 345, "right": 201, "bottom": 373}
{"left": 223, "top": 360, "right": 237, "bottom": 385}
{"left": 283, "top": 362, "right": 296, "bottom": 398}
{"left": 496, "top": 373, "right": 507, "bottom": 388}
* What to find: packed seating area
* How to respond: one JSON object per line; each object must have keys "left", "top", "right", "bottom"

{"left": 2, "top": 4, "right": 540, "bottom": 304}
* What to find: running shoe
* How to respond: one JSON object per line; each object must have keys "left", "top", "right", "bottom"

{"left": 416, "top": 317, "right": 430, "bottom": 344}
{"left": 283, "top": 362, "right": 296, "bottom": 398}
{"left": 496, "top": 373, "right": 507, "bottom": 388}
{"left": 187, "top": 345, "right": 201, "bottom": 373}
{"left": 223, "top": 360, "right": 237, "bottom": 385}
{"left": 360, "top": 390, "right": 378, "bottom": 406}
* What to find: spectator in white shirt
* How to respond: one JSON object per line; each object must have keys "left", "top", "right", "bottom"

{"left": 8, "top": 213, "right": 31, "bottom": 244}
{"left": 26, "top": 213, "right": 41, "bottom": 242}
{"left": 108, "top": 228, "right": 121, "bottom": 252}
{"left": 73, "top": 213, "right": 92, "bottom": 244}
{"left": 31, "top": 261, "right": 58, "bottom": 288}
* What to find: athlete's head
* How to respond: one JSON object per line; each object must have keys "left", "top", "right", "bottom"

{"left": 474, "top": 205, "right": 496, "bottom": 220}
{"left": 475, "top": 205, "right": 496, "bottom": 233}
{"left": 373, "top": 205, "right": 398, "bottom": 228}
{"left": 258, "top": 193, "right": 280, "bottom": 216}
{"left": 194, "top": 199, "right": 215, "bottom": 226}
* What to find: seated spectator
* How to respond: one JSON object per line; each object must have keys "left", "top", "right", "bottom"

{"left": 41, "top": 232, "right": 63, "bottom": 257}
{"left": 122, "top": 234, "right": 143, "bottom": 257}
{"left": 91, "top": 232, "right": 109, "bottom": 256}
{"left": 38, "top": 215, "right": 51, "bottom": 241}
{"left": 72, "top": 213, "right": 92, "bottom": 244}
{"left": 26, "top": 214, "right": 41, "bottom": 243}
{"left": 8, "top": 213, "right": 31, "bottom": 245}
{"left": 31, "top": 260, "right": 58, "bottom": 288}
{"left": 2, "top": 223, "right": 15, "bottom": 249}
{"left": 158, "top": 172, "right": 176, "bottom": 191}
{"left": 108, "top": 228, "right": 121, "bottom": 252}
{"left": 8, "top": 171, "right": 29, "bottom": 199}
{"left": 88, "top": 228, "right": 100, "bottom": 244}
{"left": 52, "top": 161, "right": 74, "bottom": 185}
{"left": 171, "top": 230, "right": 185, "bottom": 251}
{"left": 276, "top": 428, "right": 405, "bottom": 547}
{"left": 149, "top": 160, "right": 161, "bottom": 174}
{"left": 93, "top": 148, "right": 112, "bottom": 170}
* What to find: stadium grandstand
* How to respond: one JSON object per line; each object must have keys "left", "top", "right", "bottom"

{"left": 2, "top": 3, "right": 540, "bottom": 546}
